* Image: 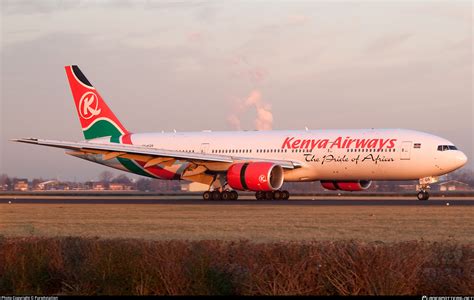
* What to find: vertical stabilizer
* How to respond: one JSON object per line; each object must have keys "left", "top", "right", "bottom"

{"left": 65, "top": 65, "right": 129, "bottom": 140}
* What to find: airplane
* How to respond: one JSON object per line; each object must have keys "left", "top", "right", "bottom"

{"left": 12, "top": 65, "right": 468, "bottom": 201}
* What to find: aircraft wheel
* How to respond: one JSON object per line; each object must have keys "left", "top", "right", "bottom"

{"left": 282, "top": 190, "right": 290, "bottom": 200}
{"left": 417, "top": 191, "right": 429, "bottom": 201}
{"left": 230, "top": 191, "right": 238, "bottom": 200}
{"left": 211, "top": 191, "right": 221, "bottom": 201}
{"left": 203, "top": 191, "right": 211, "bottom": 200}
{"left": 255, "top": 191, "right": 264, "bottom": 200}
{"left": 265, "top": 191, "right": 274, "bottom": 200}
{"left": 273, "top": 190, "right": 282, "bottom": 200}
{"left": 221, "top": 191, "right": 230, "bottom": 200}
{"left": 423, "top": 191, "right": 430, "bottom": 200}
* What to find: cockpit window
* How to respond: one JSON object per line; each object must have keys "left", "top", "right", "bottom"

{"left": 437, "top": 145, "right": 458, "bottom": 151}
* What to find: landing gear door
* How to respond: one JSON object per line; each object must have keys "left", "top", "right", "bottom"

{"left": 400, "top": 141, "right": 412, "bottom": 160}
{"left": 200, "top": 143, "right": 210, "bottom": 154}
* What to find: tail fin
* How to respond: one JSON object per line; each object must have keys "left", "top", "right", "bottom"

{"left": 65, "top": 65, "right": 129, "bottom": 140}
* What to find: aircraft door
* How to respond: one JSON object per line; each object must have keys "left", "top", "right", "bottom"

{"left": 200, "top": 143, "right": 210, "bottom": 154}
{"left": 400, "top": 141, "right": 412, "bottom": 160}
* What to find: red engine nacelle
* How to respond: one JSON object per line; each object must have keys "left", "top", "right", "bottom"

{"left": 227, "top": 162, "right": 284, "bottom": 191}
{"left": 320, "top": 180, "right": 372, "bottom": 191}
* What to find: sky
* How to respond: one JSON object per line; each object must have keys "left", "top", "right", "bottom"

{"left": 1, "top": 0, "right": 472, "bottom": 181}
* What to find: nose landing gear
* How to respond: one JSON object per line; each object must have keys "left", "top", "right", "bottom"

{"left": 416, "top": 176, "right": 439, "bottom": 201}
{"left": 417, "top": 190, "right": 429, "bottom": 201}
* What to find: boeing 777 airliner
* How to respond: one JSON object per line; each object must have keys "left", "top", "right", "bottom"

{"left": 12, "top": 66, "right": 468, "bottom": 200}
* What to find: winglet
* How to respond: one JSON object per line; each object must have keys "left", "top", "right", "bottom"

{"left": 10, "top": 138, "right": 42, "bottom": 146}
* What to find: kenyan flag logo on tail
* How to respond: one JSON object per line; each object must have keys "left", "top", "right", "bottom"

{"left": 65, "top": 65, "right": 129, "bottom": 140}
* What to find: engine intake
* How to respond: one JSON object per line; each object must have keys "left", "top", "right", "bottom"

{"left": 227, "top": 162, "right": 284, "bottom": 191}
{"left": 321, "top": 180, "right": 372, "bottom": 191}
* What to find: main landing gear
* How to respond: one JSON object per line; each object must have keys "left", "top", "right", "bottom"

{"left": 255, "top": 190, "right": 290, "bottom": 200}
{"left": 202, "top": 190, "right": 291, "bottom": 200}
{"left": 202, "top": 190, "right": 238, "bottom": 201}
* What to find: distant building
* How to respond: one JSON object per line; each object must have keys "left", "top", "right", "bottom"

{"left": 437, "top": 180, "right": 471, "bottom": 192}
{"left": 181, "top": 182, "right": 209, "bottom": 192}
{"left": 33, "top": 180, "right": 71, "bottom": 191}
{"left": 33, "top": 180, "right": 52, "bottom": 191}
{"left": 109, "top": 183, "right": 134, "bottom": 191}
{"left": 13, "top": 179, "right": 29, "bottom": 191}
{"left": 398, "top": 184, "right": 417, "bottom": 191}
{"left": 92, "top": 182, "right": 105, "bottom": 191}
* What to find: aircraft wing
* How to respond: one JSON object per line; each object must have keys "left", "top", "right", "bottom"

{"left": 11, "top": 138, "right": 302, "bottom": 171}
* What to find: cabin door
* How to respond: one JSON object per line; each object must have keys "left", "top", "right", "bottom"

{"left": 200, "top": 143, "right": 210, "bottom": 154}
{"left": 400, "top": 141, "right": 412, "bottom": 160}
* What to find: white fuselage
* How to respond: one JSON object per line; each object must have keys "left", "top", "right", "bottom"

{"left": 90, "top": 128, "right": 467, "bottom": 182}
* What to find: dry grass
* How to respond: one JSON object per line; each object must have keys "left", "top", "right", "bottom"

{"left": 0, "top": 204, "right": 473, "bottom": 242}
{"left": 0, "top": 237, "right": 472, "bottom": 295}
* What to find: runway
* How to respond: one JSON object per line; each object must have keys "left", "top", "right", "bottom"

{"left": 1, "top": 195, "right": 473, "bottom": 206}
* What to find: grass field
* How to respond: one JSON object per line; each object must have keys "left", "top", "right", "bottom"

{"left": 1, "top": 237, "right": 472, "bottom": 295}
{"left": 1, "top": 203, "right": 473, "bottom": 242}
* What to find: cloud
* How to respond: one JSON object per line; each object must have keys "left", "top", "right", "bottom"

{"left": 227, "top": 90, "right": 273, "bottom": 131}
{"left": 3, "top": 0, "right": 208, "bottom": 15}
{"left": 231, "top": 55, "right": 268, "bottom": 85}
{"left": 365, "top": 33, "right": 413, "bottom": 54}
{"left": 287, "top": 14, "right": 309, "bottom": 25}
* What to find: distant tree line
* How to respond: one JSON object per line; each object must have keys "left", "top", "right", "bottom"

{"left": 0, "top": 172, "right": 180, "bottom": 192}
{"left": 1, "top": 168, "right": 473, "bottom": 192}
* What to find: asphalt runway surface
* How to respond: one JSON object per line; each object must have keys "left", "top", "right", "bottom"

{"left": 1, "top": 195, "right": 473, "bottom": 206}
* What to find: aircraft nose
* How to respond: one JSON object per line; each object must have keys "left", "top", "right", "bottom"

{"left": 455, "top": 151, "right": 468, "bottom": 168}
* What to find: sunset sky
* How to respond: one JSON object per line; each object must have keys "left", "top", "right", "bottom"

{"left": 1, "top": 0, "right": 472, "bottom": 181}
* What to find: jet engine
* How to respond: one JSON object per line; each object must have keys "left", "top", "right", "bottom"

{"left": 227, "top": 162, "right": 284, "bottom": 191}
{"left": 320, "top": 180, "right": 372, "bottom": 191}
